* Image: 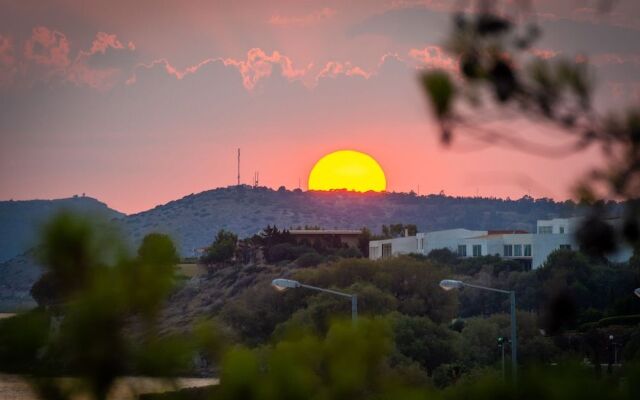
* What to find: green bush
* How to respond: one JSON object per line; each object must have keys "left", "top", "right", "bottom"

{"left": 268, "top": 243, "right": 315, "bottom": 263}
{"left": 296, "top": 252, "right": 324, "bottom": 267}
{"left": 201, "top": 229, "right": 237, "bottom": 264}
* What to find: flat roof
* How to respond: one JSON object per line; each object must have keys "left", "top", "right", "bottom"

{"left": 468, "top": 232, "right": 532, "bottom": 239}
{"left": 289, "top": 229, "right": 362, "bottom": 235}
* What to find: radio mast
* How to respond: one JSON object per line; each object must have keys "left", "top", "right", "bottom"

{"left": 237, "top": 148, "right": 240, "bottom": 186}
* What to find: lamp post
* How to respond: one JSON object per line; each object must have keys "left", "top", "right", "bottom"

{"left": 497, "top": 336, "right": 508, "bottom": 380}
{"left": 272, "top": 278, "right": 358, "bottom": 323}
{"left": 440, "top": 279, "right": 517, "bottom": 382}
{"left": 634, "top": 288, "right": 640, "bottom": 298}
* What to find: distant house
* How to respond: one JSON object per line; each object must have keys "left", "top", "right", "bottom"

{"left": 289, "top": 229, "right": 362, "bottom": 248}
{"left": 531, "top": 217, "right": 632, "bottom": 267}
{"left": 369, "top": 217, "right": 633, "bottom": 269}
{"left": 368, "top": 235, "right": 418, "bottom": 260}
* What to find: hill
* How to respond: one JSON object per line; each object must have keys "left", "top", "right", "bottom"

{"left": 0, "top": 196, "right": 125, "bottom": 263}
{"left": 122, "top": 186, "right": 587, "bottom": 257}
{"left": 0, "top": 252, "right": 40, "bottom": 311}
{"left": 0, "top": 187, "right": 603, "bottom": 310}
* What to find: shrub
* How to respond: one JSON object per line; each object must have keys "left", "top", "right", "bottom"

{"left": 201, "top": 230, "right": 237, "bottom": 264}
{"left": 296, "top": 252, "right": 324, "bottom": 268}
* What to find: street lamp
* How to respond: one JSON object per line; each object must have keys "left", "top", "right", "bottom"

{"left": 439, "top": 279, "right": 518, "bottom": 382}
{"left": 634, "top": 288, "right": 640, "bottom": 298}
{"left": 272, "top": 278, "right": 358, "bottom": 323}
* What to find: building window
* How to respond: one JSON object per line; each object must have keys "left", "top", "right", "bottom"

{"left": 538, "top": 226, "right": 552, "bottom": 234}
{"left": 504, "top": 245, "right": 513, "bottom": 257}
{"left": 559, "top": 227, "right": 565, "bottom": 234}
{"left": 524, "top": 244, "right": 532, "bottom": 257}
{"left": 559, "top": 244, "right": 572, "bottom": 250}
{"left": 382, "top": 243, "right": 392, "bottom": 258}
{"left": 458, "top": 245, "right": 467, "bottom": 257}
{"left": 514, "top": 244, "right": 522, "bottom": 257}
{"left": 472, "top": 244, "right": 482, "bottom": 257}
{"left": 420, "top": 238, "right": 424, "bottom": 250}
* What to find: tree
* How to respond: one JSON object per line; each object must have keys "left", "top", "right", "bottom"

{"left": 381, "top": 224, "right": 418, "bottom": 238}
{"left": 202, "top": 229, "right": 238, "bottom": 264}
{"left": 138, "top": 233, "right": 179, "bottom": 267}
{"left": 392, "top": 314, "right": 460, "bottom": 374}
{"left": 419, "top": 0, "right": 639, "bottom": 257}
{"left": 357, "top": 227, "right": 372, "bottom": 257}
{"left": 2, "top": 212, "right": 216, "bottom": 400}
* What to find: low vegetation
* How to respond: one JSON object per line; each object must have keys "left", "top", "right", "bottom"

{"left": 0, "top": 211, "right": 639, "bottom": 399}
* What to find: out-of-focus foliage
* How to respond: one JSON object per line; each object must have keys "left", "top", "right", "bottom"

{"left": 4, "top": 213, "right": 640, "bottom": 399}
{"left": 419, "top": 0, "right": 639, "bottom": 256}
{"left": 147, "top": 317, "right": 640, "bottom": 400}
{"left": 217, "top": 318, "right": 434, "bottom": 400}
{"left": 0, "top": 212, "right": 222, "bottom": 400}
{"left": 442, "top": 362, "right": 640, "bottom": 400}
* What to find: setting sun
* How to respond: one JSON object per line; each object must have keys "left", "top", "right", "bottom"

{"left": 308, "top": 150, "right": 387, "bottom": 192}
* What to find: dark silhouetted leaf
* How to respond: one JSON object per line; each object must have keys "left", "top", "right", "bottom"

{"left": 420, "top": 71, "right": 455, "bottom": 119}
{"left": 542, "top": 290, "right": 577, "bottom": 336}
{"left": 476, "top": 14, "right": 511, "bottom": 36}
{"left": 460, "top": 52, "right": 482, "bottom": 79}
{"left": 576, "top": 214, "right": 618, "bottom": 256}
{"left": 490, "top": 60, "right": 517, "bottom": 102}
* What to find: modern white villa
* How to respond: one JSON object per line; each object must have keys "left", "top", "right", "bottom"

{"left": 369, "top": 217, "right": 633, "bottom": 269}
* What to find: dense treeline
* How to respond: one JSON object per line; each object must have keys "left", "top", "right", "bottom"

{"left": 200, "top": 225, "right": 369, "bottom": 266}
{"left": 1, "top": 212, "right": 639, "bottom": 400}
{"left": 120, "top": 185, "right": 602, "bottom": 256}
{"left": 214, "top": 250, "right": 640, "bottom": 384}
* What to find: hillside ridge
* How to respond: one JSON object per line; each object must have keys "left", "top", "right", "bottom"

{"left": 121, "top": 186, "right": 590, "bottom": 257}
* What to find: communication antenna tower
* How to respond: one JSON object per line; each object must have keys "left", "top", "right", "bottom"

{"left": 237, "top": 148, "right": 240, "bottom": 186}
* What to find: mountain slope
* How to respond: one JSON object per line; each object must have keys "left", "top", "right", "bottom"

{"left": 0, "top": 196, "right": 124, "bottom": 263}
{"left": 0, "top": 252, "right": 40, "bottom": 311}
{"left": 122, "top": 186, "right": 586, "bottom": 257}
{"left": 0, "top": 187, "right": 599, "bottom": 310}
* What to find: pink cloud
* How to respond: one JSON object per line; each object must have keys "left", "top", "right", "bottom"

{"left": 408, "top": 46, "right": 457, "bottom": 71}
{"left": 316, "top": 61, "right": 371, "bottom": 80}
{"left": 126, "top": 57, "right": 218, "bottom": 84}
{"left": 88, "top": 32, "right": 134, "bottom": 54}
{"left": 23, "top": 26, "right": 70, "bottom": 70}
{"left": 223, "top": 48, "right": 311, "bottom": 90}
{"left": 67, "top": 32, "right": 136, "bottom": 91}
{"left": 0, "top": 34, "right": 17, "bottom": 86}
{"left": 268, "top": 8, "right": 336, "bottom": 27}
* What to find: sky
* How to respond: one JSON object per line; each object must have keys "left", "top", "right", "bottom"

{"left": 1, "top": 0, "right": 640, "bottom": 214}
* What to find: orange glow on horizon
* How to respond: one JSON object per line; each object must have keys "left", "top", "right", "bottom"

{"left": 308, "top": 150, "right": 387, "bottom": 192}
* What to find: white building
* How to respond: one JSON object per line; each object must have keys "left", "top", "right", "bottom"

{"left": 533, "top": 217, "right": 632, "bottom": 267}
{"left": 369, "top": 217, "right": 632, "bottom": 269}
{"left": 416, "top": 229, "right": 488, "bottom": 255}
{"left": 368, "top": 236, "right": 418, "bottom": 260}
{"left": 462, "top": 231, "right": 534, "bottom": 265}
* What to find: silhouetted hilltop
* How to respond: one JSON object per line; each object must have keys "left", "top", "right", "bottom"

{"left": 0, "top": 196, "right": 124, "bottom": 263}
{"left": 0, "top": 187, "right": 619, "bottom": 310}
{"left": 122, "top": 186, "right": 589, "bottom": 256}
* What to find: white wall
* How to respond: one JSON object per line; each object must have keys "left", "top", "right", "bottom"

{"left": 370, "top": 217, "right": 633, "bottom": 267}
{"left": 419, "top": 229, "right": 488, "bottom": 255}
{"left": 532, "top": 234, "right": 577, "bottom": 268}
{"left": 369, "top": 236, "right": 418, "bottom": 260}
{"left": 536, "top": 217, "right": 582, "bottom": 235}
